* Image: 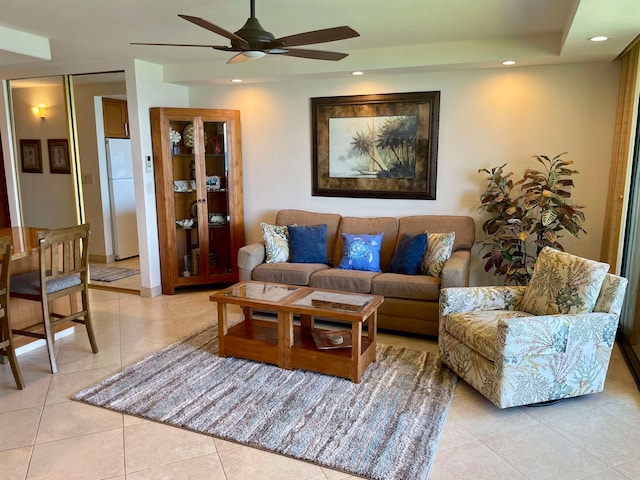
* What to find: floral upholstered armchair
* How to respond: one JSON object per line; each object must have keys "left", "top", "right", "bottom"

{"left": 438, "top": 247, "right": 628, "bottom": 408}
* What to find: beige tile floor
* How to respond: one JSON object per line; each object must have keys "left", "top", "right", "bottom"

{"left": 1, "top": 288, "right": 639, "bottom": 480}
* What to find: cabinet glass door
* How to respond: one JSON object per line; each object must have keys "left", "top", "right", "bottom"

{"left": 170, "top": 119, "right": 202, "bottom": 279}
{"left": 203, "top": 120, "right": 231, "bottom": 276}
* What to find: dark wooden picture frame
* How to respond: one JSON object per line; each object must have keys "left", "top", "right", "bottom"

{"left": 312, "top": 91, "right": 440, "bottom": 200}
{"left": 20, "top": 139, "right": 43, "bottom": 173}
{"left": 47, "top": 139, "right": 71, "bottom": 174}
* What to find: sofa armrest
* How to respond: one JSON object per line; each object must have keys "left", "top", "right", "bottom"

{"left": 498, "top": 312, "right": 619, "bottom": 359}
{"left": 441, "top": 250, "right": 470, "bottom": 288}
{"left": 237, "top": 243, "right": 266, "bottom": 281}
{"left": 439, "top": 285, "right": 527, "bottom": 316}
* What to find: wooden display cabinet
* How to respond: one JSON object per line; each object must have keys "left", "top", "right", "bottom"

{"left": 150, "top": 107, "right": 244, "bottom": 294}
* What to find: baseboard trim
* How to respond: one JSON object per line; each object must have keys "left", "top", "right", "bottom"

{"left": 15, "top": 327, "right": 76, "bottom": 357}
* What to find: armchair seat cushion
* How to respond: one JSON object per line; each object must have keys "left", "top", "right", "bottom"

{"left": 444, "top": 310, "right": 529, "bottom": 361}
{"left": 11, "top": 270, "right": 81, "bottom": 297}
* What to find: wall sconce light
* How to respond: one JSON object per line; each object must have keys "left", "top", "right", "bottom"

{"left": 31, "top": 105, "right": 47, "bottom": 119}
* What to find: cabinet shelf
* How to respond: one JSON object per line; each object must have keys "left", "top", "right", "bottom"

{"left": 151, "top": 107, "right": 244, "bottom": 295}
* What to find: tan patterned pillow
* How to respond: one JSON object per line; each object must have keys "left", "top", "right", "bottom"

{"left": 520, "top": 247, "right": 609, "bottom": 316}
{"left": 421, "top": 232, "right": 455, "bottom": 277}
{"left": 260, "top": 223, "right": 290, "bottom": 263}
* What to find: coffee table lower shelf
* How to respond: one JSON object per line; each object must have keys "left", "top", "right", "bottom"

{"left": 223, "top": 318, "right": 376, "bottom": 381}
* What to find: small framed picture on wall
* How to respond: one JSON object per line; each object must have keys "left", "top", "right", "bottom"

{"left": 20, "top": 139, "right": 43, "bottom": 173}
{"left": 47, "top": 139, "right": 71, "bottom": 174}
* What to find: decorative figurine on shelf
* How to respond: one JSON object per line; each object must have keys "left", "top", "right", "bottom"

{"left": 170, "top": 129, "right": 181, "bottom": 154}
{"left": 212, "top": 136, "right": 222, "bottom": 154}
{"left": 183, "top": 124, "right": 194, "bottom": 150}
{"left": 206, "top": 175, "right": 221, "bottom": 191}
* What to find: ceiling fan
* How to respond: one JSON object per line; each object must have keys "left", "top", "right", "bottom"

{"left": 132, "top": 0, "right": 360, "bottom": 64}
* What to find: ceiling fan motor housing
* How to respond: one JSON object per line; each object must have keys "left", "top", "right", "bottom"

{"left": 233, "top": 17, "right": 278, "bottom": 50}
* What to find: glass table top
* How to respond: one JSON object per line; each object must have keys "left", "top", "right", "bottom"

{"left": 222, "top": 282, "right": 300, "bottom": 303}
{"left": 291, "top": 290, "right": 373, "bottom": 312}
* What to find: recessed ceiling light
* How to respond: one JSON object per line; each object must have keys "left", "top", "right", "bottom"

{"left": 502, "top": 60, "right": 516, "bottom": 66}
{"left": 589, "top": 36, "right": 609, "bottom": 42}
{"left": 231, "top": 79, "right": 242, "bottom": 83}
{"left": 351, "top": 71, "right": 364, "bottom": 76}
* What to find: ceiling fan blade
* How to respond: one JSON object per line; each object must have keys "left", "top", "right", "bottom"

{"left": 271, "top": 26, "right": 359, "bottom": 48}
{"left": 227, "top": 53, "right": 249, "bottom": 64}
{"left": 277, "top": 48, "right": 349, "bottom": 61}
{"left": 178, "top": 14, "right": 250, "bottom": 49}
{"left": 131, "top": 42, "right": 221, "bottom": 48}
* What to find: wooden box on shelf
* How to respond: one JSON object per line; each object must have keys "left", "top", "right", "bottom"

{"left": 150, "top": 107, "right": 244, "bottom": 294}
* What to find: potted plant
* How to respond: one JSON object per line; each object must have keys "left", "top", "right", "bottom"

{"left": 478, "top": 153, "right": 586, "bottom": 285}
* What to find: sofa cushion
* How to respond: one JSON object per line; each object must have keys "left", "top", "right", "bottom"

{"left": 444, "top": 310, "right": 530, "bottom": 361}
{"left": 371, "top": 272, "right": 440, "bottom": 301}
{"left": 389, "top": 233, "right": 428, "bottom": 275}
{"left": 252, "top": 262, "right": 329, "bottom": 286}
{"left": 337, "top": 233, "right": 383, "bottom": 272}
{"left": 333, "top": 216, "right": 398, "bottom": 271}
{"left": 520, "top": 247, "right": 609, "bottom": 316}
{"left": 276, "top": 210, "right": 342, "bottom": 266}
{"left": 260, "top": 223, "right": 291, "bottom": 264}
{"left": 421, "top": 232, "right": 455, "bottom": 277}
{"left": 310, "top": 268, "right": 378, "bottom": 294}
{"left": 288, "top": 224, "right": 328, "bottom": 264}
{"left": 398, "top": 215, "right": 475, "bottom": 252}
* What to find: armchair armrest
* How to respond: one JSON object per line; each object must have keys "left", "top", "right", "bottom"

{"left": 237, "top": 243, "right": 266, "bottom": 281}
{"left": 498, "top": 311, "right": 619, "bottom": 358}
{"left": 439, "top": 285, "right": 527, "bottom": 316}
{"left": 441, "top": 250, "right": 470, "bottom": 288}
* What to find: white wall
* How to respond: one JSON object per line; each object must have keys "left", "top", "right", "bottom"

{"left": 188, "top": 62, "right": 620, "bottom": 286}
{"left": 126, "top": 59, "right": 189, "bottom": 296}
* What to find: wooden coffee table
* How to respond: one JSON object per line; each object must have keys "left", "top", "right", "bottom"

{"left": 210, "top": 281, "right": 384, "bottom": 383}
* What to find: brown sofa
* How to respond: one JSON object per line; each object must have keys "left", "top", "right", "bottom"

{"left": 237, "top": 209, "right": 475, "bottom": 336}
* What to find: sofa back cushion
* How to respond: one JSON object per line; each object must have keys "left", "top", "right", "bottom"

{"left": 398, "top": 215, "right": 475, "bottom": 252}
{"left": 333, "top": 216, "right": 399, "bottom": 272}
{"left": 276, "top": 210, "right": 342, "bottom": 266}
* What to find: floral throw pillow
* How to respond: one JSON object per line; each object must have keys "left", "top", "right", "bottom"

{"left": 421, "top": 232, "right": 455, "bottom": 277}
{"left": 260, "top": 222, "right": 290, "bottom": 263}
{"left": 520, "top": 247, "right": 609, "bottom": 316}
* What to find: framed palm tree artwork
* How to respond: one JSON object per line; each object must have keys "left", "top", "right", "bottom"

{"left": 311, "top": 91, "right": 440, "bottom": 199}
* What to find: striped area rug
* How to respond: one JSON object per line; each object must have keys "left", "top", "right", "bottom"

{"left": 73, "top": 327, "right": 457, "bottom": 480}
{"left": 89, "top": 264, "right": 140, "bottom": 282}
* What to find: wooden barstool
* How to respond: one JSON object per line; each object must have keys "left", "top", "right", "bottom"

{"left": 0, "top": 236, "right": 24, "bottom": 389}
{"left": 9, "top": 224, "right": 98, "bottom": 374}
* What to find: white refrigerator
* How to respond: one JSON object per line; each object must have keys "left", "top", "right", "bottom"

{"left": 106, "top": 138, "right": 139, "bottom": 260}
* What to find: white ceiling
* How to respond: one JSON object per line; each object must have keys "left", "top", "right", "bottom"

{"left": 1, "top": 0, "right": 639, "bottom": 86}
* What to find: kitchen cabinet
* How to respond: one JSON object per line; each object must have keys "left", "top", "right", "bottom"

{"left": 102, "top": 98, "right": 129, "bottom": 138}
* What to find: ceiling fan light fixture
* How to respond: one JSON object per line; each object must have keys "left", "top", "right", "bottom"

{"left": 243, "top": 50, "right": 266, "bottom": 58}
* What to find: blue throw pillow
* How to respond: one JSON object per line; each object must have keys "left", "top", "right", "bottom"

{"left": 389, "top": 233, "right": 428, "bottom": 275}
{"left": 337, "top": 233, "right": 383, "bottom": 272}
{"left": 287, "top": 224, "right": 328, "bottom": 264}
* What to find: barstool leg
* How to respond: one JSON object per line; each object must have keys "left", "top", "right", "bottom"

{"left": 41, "top": 300, "right": 58, "bottom": 374}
